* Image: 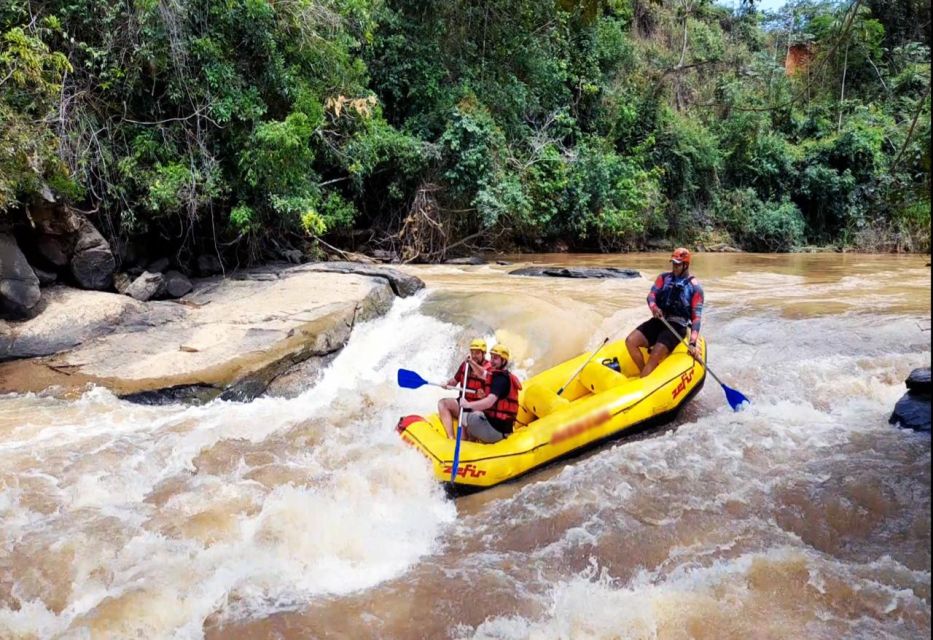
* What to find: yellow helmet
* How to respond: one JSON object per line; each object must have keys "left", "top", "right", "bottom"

{"left": 469, "top": 338, "right": 488, "bottom": 352}
{"left": 490, "top": 343, "right": 510, "bottom": 360}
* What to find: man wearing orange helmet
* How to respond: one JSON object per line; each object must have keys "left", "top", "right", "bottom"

{"left": 438, "top": 338, "right": 492, "bottom": 439}
{"left": 458, "top": 343, "right": 522, "bottom": 443}
{"left": 625, "top": 247, "right": 704, "bottom": 377}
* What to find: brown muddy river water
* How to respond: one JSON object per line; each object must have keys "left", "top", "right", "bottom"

{"left": 0, "top": 253, "right": 930, "bottom": 639}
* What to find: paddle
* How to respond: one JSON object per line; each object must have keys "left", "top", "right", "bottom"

{"left": 658, "top": 316, "right": 749, "bottom": 411}
{"left": 397, "top": 368, "right": 479, "bottom": 394}
{"left": 556, "top": 326, "right": 628, "bottom": 396}
{"left": 449, "top": 361, "right": 470, "bottom": 486}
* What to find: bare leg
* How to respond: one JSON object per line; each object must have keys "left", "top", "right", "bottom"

{"left": 437, "top": 398, "right": 459, "bottom": 438}
{"left": 626, "top": 330, "right": 648, "bottom": 373}
{"left": 640, "top": 343, "right": 670, "bottom": 377}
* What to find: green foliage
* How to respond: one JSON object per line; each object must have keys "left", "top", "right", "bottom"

{"left": 0, "top": 0, "right": 929, "bottom": 257}
{"left": 0, "top": 22, "right": 72, "bottom": 210}
{"left": 714, "top": 188, "right": 806, "bottom": 251}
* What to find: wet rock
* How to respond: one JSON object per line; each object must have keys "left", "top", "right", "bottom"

{"left": 296, "top": 261, "right": 425, "bottom": 297}
{"left": 509, "top": 266, "right": 640, "bottom": 279}
{"left": 70, "top": 219, "right": 115, "bottom": 290}
{"left": 197, "top": 254, "right": 223, "bottom": 276}
{"left": 32, "top": 266, "right": 57, "bottom": 286}
{"left": 121, "top": 384, "right": 219, "bottom": 405}
{"left": 163, "top": 270, "right": 192, "bottom": 298}
{"left": 0, "top": 233, "right": 41, "bottom": 318}
{"left": 265, "top": 352, "right": 338, "bottom": 398}
{"left": 445, "top": 256, "right": 486, "bottom": 265}
{"left": 125, "top": 271, "right": 165, "bottom": 301}
{"left": 890, "top": 367, "right": 931, "bottom": 433}
{"left": 905, "top": 367, "right": 931, "bottom": 394}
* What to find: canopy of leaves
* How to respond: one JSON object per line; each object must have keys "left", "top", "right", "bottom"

{"left": 1, "top": 0, "right": 929, "bottom": 259}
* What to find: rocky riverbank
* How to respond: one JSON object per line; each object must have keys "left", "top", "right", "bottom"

{"left": 0, "top": 263, "right": 423, "bottom": 402}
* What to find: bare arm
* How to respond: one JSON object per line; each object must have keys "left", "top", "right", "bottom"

{"left": 462, "top": 393, "right": 498, "bottom": 412}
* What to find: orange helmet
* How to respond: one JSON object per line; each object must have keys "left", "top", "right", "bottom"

{"left": 670, "top": 247, "right": 691, "bottom": 265}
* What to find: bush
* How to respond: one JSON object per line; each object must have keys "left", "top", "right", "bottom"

{"left": 714, "top": 188, "right": 805, "bottom": 251}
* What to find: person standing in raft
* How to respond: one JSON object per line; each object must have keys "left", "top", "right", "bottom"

{"left": 458, "top": 344, "right": 523, "bottom": 443}
{"left": 438, "top": 338, "right": 492, "bottom": 439}
{"left": 625, "top": 247, "right": 704, "bottom": 377}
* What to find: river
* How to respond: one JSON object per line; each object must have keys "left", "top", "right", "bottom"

{"left": 0, "top": 253, "right": 929, "bottom": 639}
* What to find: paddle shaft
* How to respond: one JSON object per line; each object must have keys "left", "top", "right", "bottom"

{"left": 657, "top": 316, "right": 727, "bottom": 387}
{"left": 556, "top": 323, "right": 633, "bottom": 396}
{"left": 449, "top": 361, "right": 470, "bottom": 484}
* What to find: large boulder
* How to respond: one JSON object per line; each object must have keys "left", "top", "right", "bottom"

{"left": 0, "top": 233, "right": 41, "bottom": 318}
{"left": 125, "top": 271, "right": 165, "bottom": 301}
{"left": 35, "top": 234, "right": 72, "bottom": 268}
{"left": 905, "top": 367, "right": 931, "bottom": 394}
{"left": 163, "top": 270, "right": 193, "bottom": 298}
{"left": 890, "top": 367, "right": 931, "bottom": 433}
{"left": 0, "top": 268, "right": 397, "bottom": 401}
{"left": 70, "top": 219, "right": 115, "bottom": 290}
{"left": 509, "top": 266, "right": 641, "bottom": 279}
{"left": 295, "top": 261, "right": 425, "bottom": 297}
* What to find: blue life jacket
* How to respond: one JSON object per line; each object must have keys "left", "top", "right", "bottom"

{"left": 656, "top": 273, "right": 697, "bottom": 325}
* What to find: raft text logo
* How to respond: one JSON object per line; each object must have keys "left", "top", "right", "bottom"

{"left": 442, "top": 463, "right": 487, "bottom": 479}
{"left": 550, "top": 409, "right": 611, "bottom": 445}
{"left": 671, "top": 369, "right": 695, "bottom": 400}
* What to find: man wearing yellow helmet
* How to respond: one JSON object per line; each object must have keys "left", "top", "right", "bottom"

{"left": 625, "top": 247, "right": 704, "bottom": 377}
{"left": 438, "top": 338, "right": 491, "bottom": 439}
{"left": 458, "top": 343, "right": 523, "bottom": 443}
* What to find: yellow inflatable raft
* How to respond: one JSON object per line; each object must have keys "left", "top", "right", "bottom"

{"left": 396, "top": 337, "right": 707, "bottom": 491}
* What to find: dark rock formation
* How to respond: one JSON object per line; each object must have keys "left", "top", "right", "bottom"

{"left": 163, "top": 270, "right": 193, "bottom": 298}
{"left": 509, "top": 266, "right": 640, "bottom": 279}
{"left": 32, "top": 267, "right": 57, "bottom": 286}
{"left": 70, "top": 219, "right": 115, "bottom": 290}
{"left": 0, "top": 233, "right": 41, "bottom": 318}
{"left": 905, "top": 367, "right": 931, "bottom": 394}
{"left": 890, "top": 367, "right": 931, "bottom": 432}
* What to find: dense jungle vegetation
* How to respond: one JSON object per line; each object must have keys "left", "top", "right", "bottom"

{"left": 1, "top": 0, "right": 930, "bottom": 264}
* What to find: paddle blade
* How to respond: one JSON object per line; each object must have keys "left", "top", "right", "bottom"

{"left": 397, "top": 368, "right": 428, "bottom": 390}
{"left": 722, "top": 384, "right": 750, "bottom": 412}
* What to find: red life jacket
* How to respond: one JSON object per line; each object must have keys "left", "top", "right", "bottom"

{"left": 486, "top": 370, "right": 523, "bottom": 424}
{"left": 454, "top": 359, "right": 491, "bottom": 398}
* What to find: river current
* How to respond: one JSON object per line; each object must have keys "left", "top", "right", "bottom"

{"left": 0, "top": 253, "right": 929, "bottom": 639}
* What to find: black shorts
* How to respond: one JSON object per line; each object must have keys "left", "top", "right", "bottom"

{"left": 635, "top": 317, "right": 688, "bottom": 353}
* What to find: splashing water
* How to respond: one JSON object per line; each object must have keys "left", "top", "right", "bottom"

{"left": 1, "top": 253, "right": 929, "bottom": 639}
